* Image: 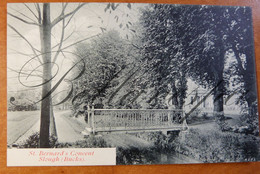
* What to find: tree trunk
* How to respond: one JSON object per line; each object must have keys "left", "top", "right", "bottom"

{"left": 171, "top": 80, "right": 179, "bottom": 108}
{"left": 171, "top": 74, "right": 187, "bottom": 110}
{"left": 244, "top": 47, "right": 258, "bottom": 116}
{"left": 213, "top": 69, "right": 225, "bottom": 130}
{"left": 39, "top": 3, "right": 52, "bottom": 148}
{"left": 49, "top": 103, "right": 57, "bottom": 137}
{"left": 177, "top": 73, "right": 187, "bottom": 110}
{"left": 213, "top": 84, "right": 224, "bottom": 118}
{"left": 234, "top": 48, "right": 257, "bottom": 116}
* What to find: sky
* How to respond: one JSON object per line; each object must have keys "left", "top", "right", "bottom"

{"left": 7, "top": 2, "right": 246, "bottom": 107}
{"left": 7, "top": 2, "right": 146, "bottom": 100}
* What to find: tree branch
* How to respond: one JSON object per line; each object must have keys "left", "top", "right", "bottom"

{"left": 60, "top": 34, "right": 101, "bottom": 51}
{"left": 61, "top": 3, "right": 68, "bottom": 14}
{"left": 8, "top": 24, "right": 42, "bottom": 64}
{"left": 9, "top": 48, "right": 36, "bottom": 57}
{"left": 64, "top": 10, "right": 76, "bottom": 28}
{"left": 24, "top": 3, "right": 39, "bottom": 21}
{"left": 53, "top": 12, "right": 66, "bottom": 64}
{"left": 51, "top": 3, "right": 85, "bottom": 27}
{"left": 51, "top": 28, "right": 74, "bottom": 50}
{"left": 8, "top": 12, "right": 39, "bottom": 26}
{"left": 35, "top": 3, "right": 42, "bottom": 24}
{"left": 9, "top": 6, "right": 38, "bottom": 24}
{"left": 7, "top": 67, "right": 43, "bottom": 79}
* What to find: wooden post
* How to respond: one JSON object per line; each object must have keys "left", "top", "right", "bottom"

{"left": 92, "top": 104, "right": 95, "bottom": 134}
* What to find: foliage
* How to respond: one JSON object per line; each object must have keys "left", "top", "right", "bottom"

{"left": 239, "top": 106, "right": 259, "bottom": 136}
{"left": 140, "top": 132, "right": 169, "bottom": 153}
{"left": 72, "top": 136, "right": 109, "bottom": 148}
{"left": 176, "top": 128, "right": 260, "bottom": 162}
{"left": 17, "top": 132, "right": 109, "bottom": 148}
{"left": 115, "top": 131, "right": 181, "bottom": 165}
{"left": 139, "top": 4, "right": 189, "bottom": 109}
{"left": 224, "top": 7, "right": 257, "bottom": 110}
{"left": 139, "top": 4, "right": 257, "bottom": 126}
{"left": 8, "top": 91, "right": 40, "bottom": 111}
{"left": 116, "top": 147, "right": 159, "bottom": 165}
{"left": 186, "top": 109, "right": 201, "bottom": 124}
{"left": 72, "top": 30, "right": 141, "bottom": 111}
{"left": 53, "top": 136, "right": 109, "bottom": 148}
{"left": 8, "top": 103, "right": 38, "bottom": 112}
{"left": 8, "top": 3, "right": 86, "bottom": 147}
{"left": 18, "top": 132, "right": 57, "bottom": 148}
{"left": 55, "top": 136, "right": 109, "bottom": 148}
{"left": 217, "top": 102, "right": 259, "bottom": 135}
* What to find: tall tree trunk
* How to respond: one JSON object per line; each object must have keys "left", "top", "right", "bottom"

{"left": 213, "top": 64, "right": 225, "bottom": 130}
{"left": 40, "top": 3, "right": 52, "bottom": 148}
{"left": 178, "top": 73, "right": 187, "bottom": 110}
{"left": 234, "top": 48, "right": 257, "bottom": 116}
{"left": 213, "top": 81, "right": 224, "bottom": 118}
{"left": 49, "top": 102, "right": 57, "bottom": 137}
{"left": 244, "top": 48, "right": 258, "bottom": 116}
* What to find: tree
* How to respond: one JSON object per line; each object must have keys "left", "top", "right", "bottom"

{"left": 8, "top": 2, "right": 141, "bottom": 147}
{"left": 8, "top": 3, "right": 85, "bottom": 147}
{"left": 72, "top": 30, "right": 142, "bottom": 111}
{"left": 225, "top": 7, "right": 257, "bottom": 115}
{"left": 184, "top": 6, "right": 228, "bottom": 123}
{"left": 138, "top": 4, "right": 257, "bottom": 127}
{"left": 186, "top": 6, "right": 257, "bottom": 121}
{"left": 139, "top": 4, "right": 190, "bottom": 109}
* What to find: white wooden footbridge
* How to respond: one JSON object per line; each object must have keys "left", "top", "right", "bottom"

{"left": 81, "top": 105, "right": 188, "bottom": 135}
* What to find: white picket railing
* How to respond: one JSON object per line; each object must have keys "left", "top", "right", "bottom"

{"left": 84, "top": 105, "right": 187, "bottom": 134}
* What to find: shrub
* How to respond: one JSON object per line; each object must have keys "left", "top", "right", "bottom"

{"left": 18, "top": 132, "right": 58, "bottom": 148}
{"left": 186, "top": 109, "right": 201, "bottom": 124}
{"left": 202, "top": 112, "right": 209, "bottom": 119}
{"left": 55, "top": 135, "right": 109, "bottom": 148}
{"left": 73, "top": 136, "right": 109, "bottom": 148}
{"left": 116, "top": 147, "right": 159, "bottom": 165}
{"left": 175, "top": 128, "right": 260, "bottom": 163}
{"left": 17, "top": 132, "right": 109, "bottom": 148}
{"left": 239, "top": 112, "right": 259, "bottom": 136}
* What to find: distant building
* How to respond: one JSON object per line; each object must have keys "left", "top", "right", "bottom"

{"left": 166, "top": 79, "right": 241, "bottom": 116}
{"left": 185, "top": 79, "right": 241, "bottom": 115}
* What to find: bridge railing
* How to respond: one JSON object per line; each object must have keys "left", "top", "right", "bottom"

{"left": 85, "top": 105, "right": 187, "bottom": 134}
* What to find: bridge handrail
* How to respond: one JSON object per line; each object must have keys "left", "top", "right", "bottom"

{"left": 86, "top": 105, "right": 186, "bottom": 134}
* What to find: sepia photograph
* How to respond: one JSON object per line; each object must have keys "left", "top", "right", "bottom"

{"left": 7, "top": 2, "right": 260, "bottom": 165}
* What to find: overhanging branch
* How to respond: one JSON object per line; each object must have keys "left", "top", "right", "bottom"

{"left": 60, "top": 34, "right": 101, "bottom": 51}
{"left": 53, "top": 12, "right": 66, "bottom": 64}
{"left": 35, "top": 3, "right": 42, "bottom": 24}
{"left": 8, "top": 24, "right": 42, "bottom": 64}
{"left": 8, "top": 12, "right": 39, "bottom": 26}
{"left": 51, "top": 3, "right": 85, "bottom": 27}
{"left": 51, "top": 28, "right": 75, "bottom": 50}
{"left": 23, "top": 3, "right": 39, "bottom": 21}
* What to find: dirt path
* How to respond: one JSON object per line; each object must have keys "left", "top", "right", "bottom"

{"left": 55, "top": 111, "right": 86, "bottom": 143}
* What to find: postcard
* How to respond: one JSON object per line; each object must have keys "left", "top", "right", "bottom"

{"left": 7, "top": 2, "right": 260, "bottom": 166}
